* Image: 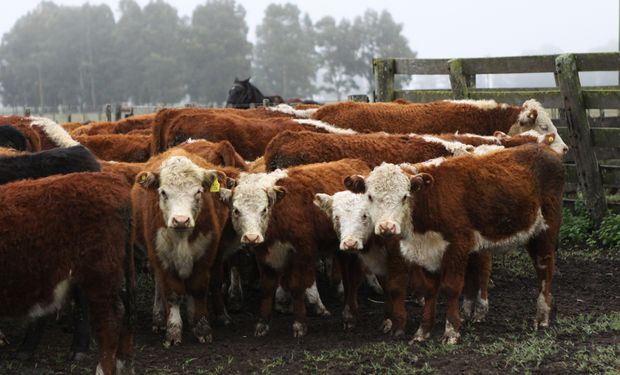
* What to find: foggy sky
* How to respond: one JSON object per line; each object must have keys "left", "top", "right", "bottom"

{"left": 1, "top": 0, "right": 618, "bottom": 58}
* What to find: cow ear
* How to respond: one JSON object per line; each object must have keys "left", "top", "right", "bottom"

{"left": 313, "top": 193, "right": 333, "bottom": 214}
{"left": 410, "top": 173, "right": 434, "bottom": 192}
{"left": 519, "top": 108, "right": 538, "bottom": 126}
{"left": 344, "top": 175, "right": 366, "bottom": 193}
{"left": 219, "top": 188, "right": 233, "bottom": 205}
{"left": 202, "top": 170, "right": 226, "bottom": 192}
{"left": 242, "top": 76, "right": 251, "bottom": 84}
{"left": 136, "top": 171, "right": 159, "bottom": 189}
{"left": 267, "top": 185, "right": 286, "bottom": 206}
{"left": 234, "top": 77, "right": 240, "bottom": 83}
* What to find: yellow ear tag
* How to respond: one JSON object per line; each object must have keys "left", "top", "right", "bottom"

{"left": 548, "top": 135, "right": 555, "bottom": 144}
{"left": 210, "top": 177, "right": 220, "bottom": 193}
{"left": 139, "top": 174, "right": 147, "bottom": 183}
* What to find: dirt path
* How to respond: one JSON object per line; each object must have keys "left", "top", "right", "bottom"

{"left": 1, "top": 248, "right": 618, "bottom": 374}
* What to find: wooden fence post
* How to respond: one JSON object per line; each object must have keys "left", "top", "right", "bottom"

{"left": 373, "top": 58, "right": 395, "bottom": 102}
{"left": 448, "top": 58, "right": 470, "bottom": 99}
{"left": 556, "top": 53, "right": 607, "bottom": 226}
{"left": 105, "top": 104, "right": 112, "bottom": 122}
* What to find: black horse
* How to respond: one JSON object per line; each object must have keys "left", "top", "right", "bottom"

{"left": 225, "top": 77, "right": 318, "bottom": 108}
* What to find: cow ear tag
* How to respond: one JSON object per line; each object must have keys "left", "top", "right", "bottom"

{"left": 210, "top": 177, "right": 220, "bottom": 193}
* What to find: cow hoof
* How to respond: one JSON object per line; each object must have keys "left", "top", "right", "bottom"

{"left": 196, "top": 334, "right": 213, "bottom": 344}
{"left": 69, "top": 351, "right": 88, "bottom": 362}
{"left": 462, "top": 298, "right": 475, "bottom": 320}
{"left": 164, "top": 324, "right": 182, "bottom": 348}
{"left": 409, "top": 327, "right": 430, "bottom": 344}
{"left": 313, "top": 305, "right": 331, "bottom": 317}
{"left": 254, "top": 322, "right": 270, "bottom": 337}
{"left": 162, "top": 338, "right": 181, "bottom": 348}
{"left": 391, "top": 328, "right": 405, "bottom": 338}
{"left": 472, "top": 304, "right": 489, "bottom": 323}
{"left": 292, "top": 321, "right": 307, "bottom": 338}
{"left": 380, "top": 318, "right": 393, "bottom": 334}
{"left": 193, "top": 317, "right": 212, "bottom": 342}
{"left": 342, "top": 306, "right": 356, "bottom": 330}
{"left": 441, "top": 332, "right": 460, "bottom": 345}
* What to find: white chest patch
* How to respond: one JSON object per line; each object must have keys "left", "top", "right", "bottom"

{"left": 473, "top": 209, "right": 548, "bottom": 253}
{"left": 400, "top": 231, "right": 449, "bottom": 272}
{"left": 265, "top": 241, "right": 294, "bottom": 270}
{"left": 155, "top": 229, "right": 213, "bottom": 279}
{"left": 359, "top": 243, "right": 387, "bottom": 276}
{"left": 28, "top": 278, "right": 71, "bottom": 318}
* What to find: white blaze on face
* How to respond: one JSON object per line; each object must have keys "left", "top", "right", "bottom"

{"left": 229, "top": 170, "right": 288, "bottom": 244}
{"left": 365, "top": 163, "right": 412, "bottom": 236}
{"left": 315, "top": 191, "right": 372, "bottom": 251}
{"left": 519, "top": 99, "right": 568, "bottom": 155}
{"left": 157, "top": 156, "right": 209, "bottom": 229}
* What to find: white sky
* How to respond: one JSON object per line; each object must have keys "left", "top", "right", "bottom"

{"left": 1, "top": 0, "right": 618, "bottom": 58}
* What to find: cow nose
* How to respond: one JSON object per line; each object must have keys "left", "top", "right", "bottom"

{"left": 562, "top": 145, "right": 569, "bottom": 154}
{"left": 379, "top": 222, "right": 396, "bottom": 235}
{"left": 242, "top": 233, "right": 260, "bottom": 244}
{"left": 172, "top": 215, "right": 190, "bottom": 227}
{"left": 343, "top": 239, "right": 358, "bottom": 250}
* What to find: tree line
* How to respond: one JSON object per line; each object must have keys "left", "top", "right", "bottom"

{"left": 0, "top": 0, "right": 415, "bottom": 109}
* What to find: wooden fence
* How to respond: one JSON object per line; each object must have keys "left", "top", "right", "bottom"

{"left": 373, "top": 53, "right": 620, "bottom": 225}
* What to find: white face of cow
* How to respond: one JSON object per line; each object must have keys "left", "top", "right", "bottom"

{"left": 219, "top": 171, "right": 287, "bottom": 244}
{"left": 314, "top": 191, "right": 371, "bottom": 251}
{"left": 344, "top": 163, "right": 433, "bottom": 237}
{"left": 515, "top": 99, "right": 569, "bottom": 155}
{"left": 137, "top": 156, "right": 220, "bottom": 230}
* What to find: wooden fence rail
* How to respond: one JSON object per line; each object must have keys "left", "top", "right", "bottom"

{"left": 373, "top": 52, "right": 620, "bottom": 226}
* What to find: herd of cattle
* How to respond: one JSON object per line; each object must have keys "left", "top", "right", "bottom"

{"left": 0, "top": 98, "right": 568, "bottom": 374}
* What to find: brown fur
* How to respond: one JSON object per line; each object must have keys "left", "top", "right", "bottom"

{"left": 0, "top": 147, "right": 24, "bottom": 156}
{"left": 61, "top": 122, "right": 83, "bottom": 133}
{"left": 0, "top": 172, "right": 134, "bottom": 374}
{"left": 312, "top": 101, "right": 524, "bottom": 134}
{"left": 76, "top": 134, "right": 151, "bottom": 162}
{"left": 247, "top": 157, "right": 266, "bottom": 173}
{"left": 264, "top": 131, "right": 458, "bottom": 171}
{"left": 151, "top": 109, "right": 321, "bottom": 159}
{"left": 100, "top": 160, "right": 146, "bottom": 185}
{"left": 71, "top": 114, "right": 155, "bottom": 136}
{"left": 175, "top": 139, "right": 248, "bottom": 171}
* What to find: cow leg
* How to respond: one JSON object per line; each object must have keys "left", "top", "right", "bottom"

{"left": 472, "top": 252, "right": 492, "bottom": 323}
{"left": 69, "top": 285, "right": 91, "bottom": 361}
{"left": 305, "top": 280, "right": 330, "bottom": 317}
{"left": 439, "top": 245, "right": 469, "bottom": 345}
{"left": 163, "top": 293, "right": 183, "bottom": 348}
{"left": 365, "top": 271, "right": 384, "bottom": 295}
{"left": 189, "top": 292, "right": 212, "bottom": 344}
{"left": 91, "top": 295, "right": 123, "bottom": 375}
{"left": 376, "top": 275, "right": 394, "bottom": 333}
{"left": 526, "top": 233, "right": 556, "bottom": 330}
{"left": 255, "top": 264, "right": 278, "bottom": 337}
{"left": 462, "top": 253, "right": 480, "bottom": 320}
{"left": 289, "top": 262, "right": 310, "bottom": 338}
{"left": 339, "top": 252, "right": 362, "bottom": 330}
{"left": 151, "top": 277, "right": 166, "bottom": 333}
{"left": 385, "top": 242, "right": 409, "bottom": 337}
{"left": 209, "top": 260, "right": 231, "bottom": 326}
{"left": 410, "top": 267, "right": 438, "bottom": 343}
{"left": 274, "top": 283, "right": 293, "bottom": 314}
{"left": 330, "top": 254, "right": 345, "bottom": 302}
{"left": 226, "top": 266, "right": 244, "bottom": 312}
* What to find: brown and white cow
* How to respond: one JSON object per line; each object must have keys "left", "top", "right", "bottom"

{"left": 132, "top": 149, "right": 230, "bottom": 347}
{"left": 311, "top": 99, "right": 569, "bottom": 155}
{"left": 218, "top": 159, "right": 371, "bottom": 337}
{"left": 0, "top": 172, "right": 135, "bottom": 375}
{"left": 344, "top": 144, "right": 564, "bottom": 344}
{"left": 76, "top": 134, "right": 152, "bottom": 162}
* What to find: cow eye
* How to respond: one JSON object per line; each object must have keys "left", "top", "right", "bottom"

{"left": 362, "top": 214, "right": 368, "bottom": 220}
{"left": 540, "top": 125, "right": 549, "bottom": 131}
{"left": 233, "top": 208, "right": 240, "bottom": 216}
{"left": 402, "top": 195, "right": 408, "bottom": 202}
{"left": 160, "top": 190, "right": 167, "bottom": 199}
{"left": 261, "top": 208, "right": 267, "bottom": 214}
{"left": 368, "top": 195, "right": 373, "bottom": 202}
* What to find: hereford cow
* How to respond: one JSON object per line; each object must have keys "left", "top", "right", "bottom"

{"left": 75, "top": 134, "right": 151, "bottom": 162}
{"left": 311, "top": 99, "right": 569, "bottom": 155}
{"left": 151, "top": 108, "right": 349, "bottom": 158}
{"left": 344, "top": 144, "right": 564, "bottom": 344}
{"left": 218, "top": 159, "right": 371, "bottom": 337}
{"left": 132, "top": 149, "right": 230, "bottom": 347}
{"left": 0, "top": 172, "right": 135, "bottom": 375}
{"left": 0, "top": 117, "right": 41, "bottom": 151}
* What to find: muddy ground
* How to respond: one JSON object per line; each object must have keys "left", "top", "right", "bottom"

{"left": 1, "top": 247, "right": 619, "bottom": 374}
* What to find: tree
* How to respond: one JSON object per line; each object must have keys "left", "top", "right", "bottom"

{"left": 315, "top": 16, "right": 363, "bottom": 101}
{"left": 253, "top": 4, "right": 317, "bottom": 99}
{"left": 185, "top": 0, "right": 252, "bottom": 103}
{"left": 353, "top": 10, "right": 416, "bottom": 93}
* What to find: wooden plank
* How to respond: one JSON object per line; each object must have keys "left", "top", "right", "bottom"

{"left": 574, "top": 52, "right": 620, "bottom": 71}
{"left": 563, "top": 198, "right": 620, "bottom": 214}
{"left": 448, "top": 59, "right": 470, "bottom": 99}
{"left": 556, "top": 53, "right": 607, "bottom": 226}
{"left": 373, "top": 58, "right": 395, "bottom": 102}
{"left": 565, "top": 164, "right": 620, "bottom": 187}
{"left": 394, "top": 90, "right": 453, "bottom": 103}
{"left": 393, "top": 58, "right": 449, "bottom": 75}
{"left": 583, "top": 89, "right": 620, "bottom": 109}
{"left": 468, "top": 88, "right": 563, "bottom": 107}
{"left": 558, "top": 127, "right": 620, "bottom": 148}
{"left": 459, "top": 55, "right": 557, "bottom": 74}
